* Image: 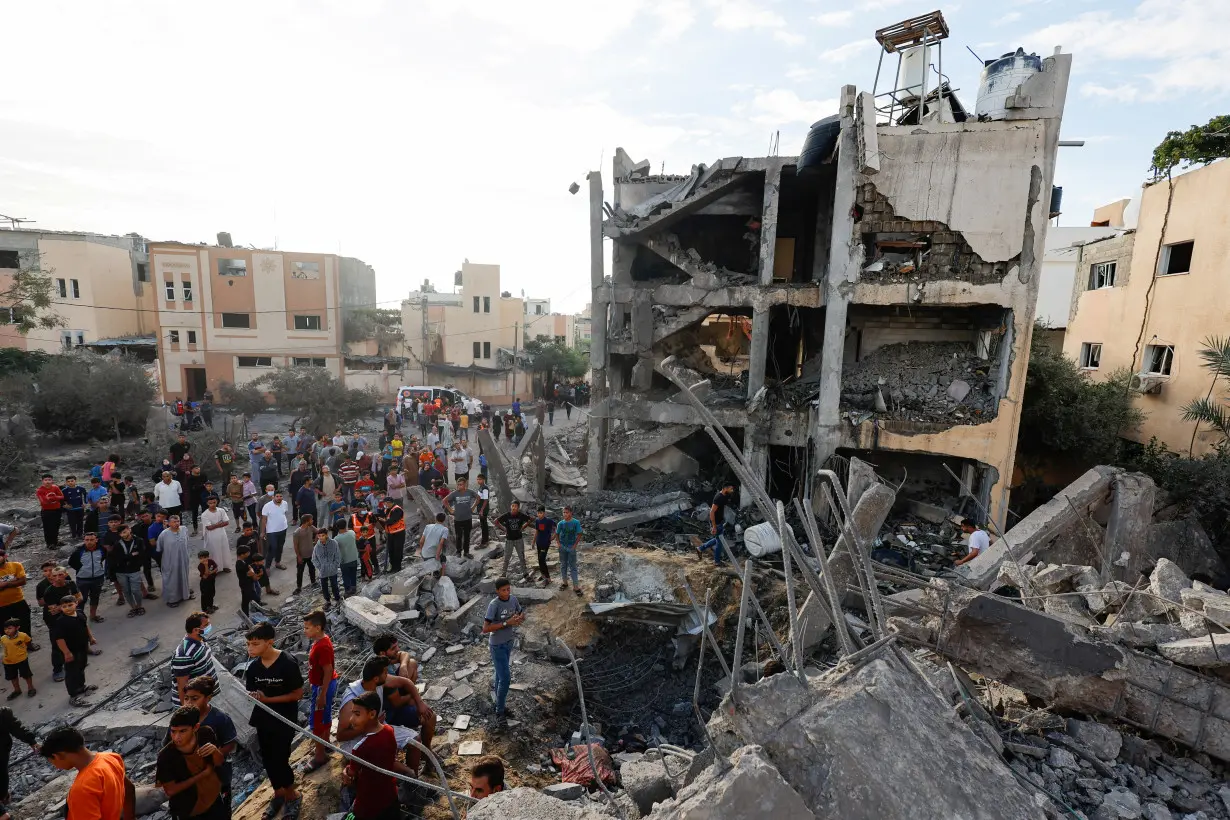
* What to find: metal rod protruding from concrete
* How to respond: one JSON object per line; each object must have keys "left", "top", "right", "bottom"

{"left": 730, "top": 557, "right": 754, "bottom": 702}
{"left": 778, "top": 500, "right": 803, "bottom": 673}
{"left": 555, "top": 638, "right": 625, "bottom": 819}
{"left": 793, "top": 498, "right": 858, "bottom": 656}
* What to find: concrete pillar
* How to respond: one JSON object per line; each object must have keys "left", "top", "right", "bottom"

{"left": 757, "top": 161, "right": 783, "bottom": 285}
{"left": 1107, "top": 472, "right": 1157, "bottom": 582}
{"left": 746, "top": 306, "right": 770, "bottom": 399}
{"left": 741, "top": 430, "right": 769, "bottom": 510}
{"left": 826, "top": 482, "right": 895, "bottom": 608}
{"left": 586, "top": 171, "right": 610, "bottom": 490}
{"left": 811, "top": 86, "right": 862, "bottom": 470}
{"left": 630, "top": 297, "right": 655, "bottom": 392}
{"left": 845, "top": 456, "right": 876, "bottom": 513}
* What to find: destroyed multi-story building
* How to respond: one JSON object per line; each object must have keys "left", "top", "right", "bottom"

{"left": 585, "top": 21, "right": 1072, "bottom": 528}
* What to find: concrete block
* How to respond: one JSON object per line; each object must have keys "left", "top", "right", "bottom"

{"left": 598, "top": 499, "right": 691, "bottom": 531}
{"left": 421, "top": 685, "right": 447, "bottom": 700}
{"left": 717, "top": 653, "right": 1043, "bottom": 819}
{"left": 78, "top": 710, "right": 172, "bottom": 743}
{"left": 468, "top": 787, "right": 611, "bottom": 819}
{"left": 449, "top": 683, "right": 475, "bottom": 701}
{"left": 1156, "top": 634, "right": 1230, "bottom": 668}
{"left": 397, "top": 609, "right": 421, "bottom": 622}
{"left": 621, "top": 758, "right": 674, "bottom": 816}
{"left": 378, "top": 594, "right": 407, "bottom": 612}
{"left": 1066, "top": 718, "right": 1122, "bottom": 762}
{"left": 442, "top": 595, "right": 484, "bottom": 636}
{"left": 1144, "top": 519, "right": 1229, "bottom": 587}
{"left": 543, "top": 782, "right": 585, "bottom": 801}
{"left": 958, "top": 466, "right": 1118, "bottom": 589}
{"left": 1105, "top": 473, "right": 1156, "bottom": 581}
{"left": 454, "top": 664, "right": 478, "bottom": 680}
{"left": 343, "top": 596, "right": 399, "bottom": 637}
{"left": 134, "top": 786, "right": 167, "bottom": 817}
{"left": 795, "top": 591, "right": 833, "bottom": 653}
{"left": 434, "top": 575, "right": 460, "bottom": 611}
{"left": 1148, "top": 558, "right": 1190, "bottom": 610}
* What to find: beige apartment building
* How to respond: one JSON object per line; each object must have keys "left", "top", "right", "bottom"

{"left": 0, "top": 230, "right": 151, "bottom": 352}
{"left": 145, "top": 242, "right": 376, "bottom": 401}
{"left": 1064, "top": 159, "right": 1230, "bottom": 455}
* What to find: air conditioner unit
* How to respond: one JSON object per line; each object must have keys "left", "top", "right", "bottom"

{"left": 1129, "top": 373, "right": 1165, "bottom": 395}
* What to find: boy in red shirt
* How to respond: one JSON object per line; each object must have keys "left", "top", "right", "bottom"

{"left": 303, "top": 610, "right": 338, "bottom": 772}
{"left": 341, "top": 691, "right": 412, "bottom": 820}
{"left": 36, "top": 474, "right": 65, "bottom": 548}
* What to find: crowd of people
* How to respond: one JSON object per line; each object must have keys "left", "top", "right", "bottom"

{"left": 17, "top": 608, "right": 511, "bottom": 820}
{"left": 0, "top": 403, "right": 600, "bottom": 819}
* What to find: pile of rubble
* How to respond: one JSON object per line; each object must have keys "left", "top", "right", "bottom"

{"left": 837, "top": 341, "right": 999, "bottom": 424}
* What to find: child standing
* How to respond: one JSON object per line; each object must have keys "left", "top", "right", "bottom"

{"left": 197, "top": 551, "right": 219, "bottom": 614}
{"left": 1, "top": 619, "right": 35, "bottom": 699}
{"left": 51, "top": 597, "right": 97, "bottom": 706}
{"left": 234, "top": 546, "right": 259, "bottom": 616}
{"left": 302, "top": 610, "right": 337, "bottom": 772}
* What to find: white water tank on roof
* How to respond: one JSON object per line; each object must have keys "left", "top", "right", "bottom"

{"left": 896, "top": 45, "right": 932, "bottom": 101}
{"left": 975, "top": 48, "right": 1043, "bottom": 120}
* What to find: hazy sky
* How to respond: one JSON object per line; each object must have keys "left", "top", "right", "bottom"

{"left": 1, "top": 0, "right": 1222, "bottom": 314}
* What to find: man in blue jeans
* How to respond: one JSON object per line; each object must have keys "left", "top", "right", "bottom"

{"left": 697, "top": 484, "right": 737, "bottom": 566}
{"left": 481, "top": 578, "right": 523, "bottom": 729}
{"left": 553, "top": 506, "right": 583, "bottom": 596}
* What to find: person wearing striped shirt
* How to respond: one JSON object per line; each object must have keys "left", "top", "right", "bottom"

{"left": 171, "top": 612, "right": 214, "bottom": 706}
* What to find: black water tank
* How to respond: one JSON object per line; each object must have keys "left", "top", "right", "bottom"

{"left": 1050, "top": 186, "right": 1063, "bottom": 218}
{"left": 798, "top": 114, "right": 840, "bottom": 176}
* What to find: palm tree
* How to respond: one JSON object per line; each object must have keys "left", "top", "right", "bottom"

{"left": 1181, "top": 335, "right": 1230, "bottom": 455}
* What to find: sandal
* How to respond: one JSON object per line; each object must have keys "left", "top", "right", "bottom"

{"left": 90, "top": 615, "right": 105, "bottom": 623}
{"left": 7, "top": 691, "right": 20, "bottom": 701}
{"left": 261, "top": 796, "right": 285, "bottom": 820}
{"left": 26, "top": 688, "right": 35, "bottom": 697}
{"left": 137, "top": 607, "right": 146, "bottom": 616}
{"left": 302, "top": 758, "right": 329, "bottom": 774}
{"left": 88, "top": 648, "right": 102, "bottom": 656}
{"left": 282, "top": 797, "right": 302, "bottom": 820}
{"left": 127, "top": 610, "right": 139, "bottom": 619}
{"left": 144, "top": 592, "right": 159, "bottom": 600}
{"left": 168, "top": 602, "right": 180, "bottom": 608}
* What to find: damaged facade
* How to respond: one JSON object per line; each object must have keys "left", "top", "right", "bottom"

{"left": 585, "top": 44, "right": 1072, "bottom": 528}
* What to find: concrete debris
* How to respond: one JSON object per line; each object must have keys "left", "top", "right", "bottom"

{"left": 893, "top": 579, "right": 1230, "bottom": 761}
{"left": 839, "top": 342, "right": 999, "bottom": 424}
{"left": 1066, "top": 718, "right": 1123, "bottom": 762}
{"left": 620, "top": 758, "right": 675, "bottom": 816}
{"left": 1148, "top": 558, "right": 1190, "bottom": 611}
{"left": 598, "top": 498, "right": 692, "bottom": 530}
{"left": 652, "top": 745, "right": 816, "bottom": 820}
{"left": 467, "top": 787, "right": 610, "bottom": 819}
{"left": 342, "top": 595, "right": 398, "bottom": 637}
{"left": 715, "top": 653, "right": 1047, "bottom": 819}
{"left": 543, "top": 783, "right": 586, "bottom": 801}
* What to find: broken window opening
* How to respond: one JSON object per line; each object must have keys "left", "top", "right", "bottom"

{"left": 667, "top": 214, "right": 762, "bottom": 278}
{"left": 839, "top": 304, "right": 1009, "bottom": 426}
{"left": 0, "top": 250, "right": 20, "bottom": 269}
{"left": 609, "top": 427, "right": 740, "bottom": 491}
{"left": 1159, "top": 241, "right": 1193, "bottom": 276}
{"left": 1143, "top": 344, "right": 1174, "bottom": 376}
{"left": 776, "top": 164, "right": 833, "bottom": 284}
{"left": 648, "top": 310, "right": 755, "bottom": 403}
{"left": 767, "top": 305, "right": 826, "bottom": 395}
{"left": 1079, "top": 342, "right": 1102, "bottom": 370}
{"left": 1088, "top": 261, "right": 1116, "bottom": 290}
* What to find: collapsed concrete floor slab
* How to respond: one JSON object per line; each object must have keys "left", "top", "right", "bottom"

{"left": 891, "top": 580, "right": 1230, "bottom": 762}
{"left": 701, "top": 650, "right": 1049, "bottom": 820}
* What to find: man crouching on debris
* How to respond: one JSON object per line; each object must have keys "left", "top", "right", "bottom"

{"left": 953, "top": 518, "right": 990, "bottom": 567}
{"left": 482, "top": 578, "right": 524, "bottom": 729}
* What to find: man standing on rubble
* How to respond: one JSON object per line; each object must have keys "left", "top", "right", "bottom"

{"left": 697, "top": 484, "right": 736, "bottom": 566}
{"left": 482, "top": 578, "right": 523, "bottom": 728}
{"left": 953, "top": 519, "right": 990, "bottom": 567}
{"left": 494, "top": 501, "right": 532, "bottom": 582}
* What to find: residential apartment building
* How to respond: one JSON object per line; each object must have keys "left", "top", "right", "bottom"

{"left": 587, "top": 22, "right": 1071, "bottom": 527}
{"left": 0, "top": 229, "right": 151, "bottom": 352}
{"left": 1064, "top": 160, "right": 1230, "bottom": 456}
{"left": 144, "top": 242, "right": 373, "bottom": 401}
{"left": 1035, "top": 225, "right": 1123, "bottom": 350}
{"left": 401, "top": 262, "right": 524, "bottom": 369}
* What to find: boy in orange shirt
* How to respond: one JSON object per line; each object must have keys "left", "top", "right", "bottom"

{"left": 0, "top": 619, "right": 34, "bottom": 699}
{"left": 41, "top": 726, "right": 135, "bottom": 820}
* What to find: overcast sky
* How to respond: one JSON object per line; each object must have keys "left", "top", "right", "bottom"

{"left": 1, "top": 0, "right": 1222, "bottom": 314}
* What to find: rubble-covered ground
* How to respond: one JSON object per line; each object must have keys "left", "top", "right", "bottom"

{"left": 837, "top": 341, "right": 999, "bottom": 424}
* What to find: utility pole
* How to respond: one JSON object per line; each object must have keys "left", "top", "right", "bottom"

{"left": 420, "top": 292, "right": 429, "bottom": 381}
{"left": 511, "top": 322, "right": 519, "bottom": 399}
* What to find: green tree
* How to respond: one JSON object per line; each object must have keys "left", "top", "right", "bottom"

{"left": 522, "top": 338, "right": 589, "bottom": 391}
{"left": 0, "top": 252, "right": 64, "bottom": 334}
{"left": 18, "top": 353, "right": 155, "bottom": 440}
{"left": 1180, "top": 335, "right": 1230, "bottom": 455}
{"left": 257, "top": 367, "right": 381, "bottom": 434}
{"left": 343, "top": 307, "right": 404, "bottom": 352}
{"left": 1018, "top": 330, "right": 1144, "bottom": 468}
{"left": 1150, "top": 114, "right": 1230, "bottom": 178}
{"left": 218, "top": 380, "right": 269, "bottom": 421}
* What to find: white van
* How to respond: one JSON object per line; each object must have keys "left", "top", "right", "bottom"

{"left": 396, "top": 385, "right": 484, "bottom": 415}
